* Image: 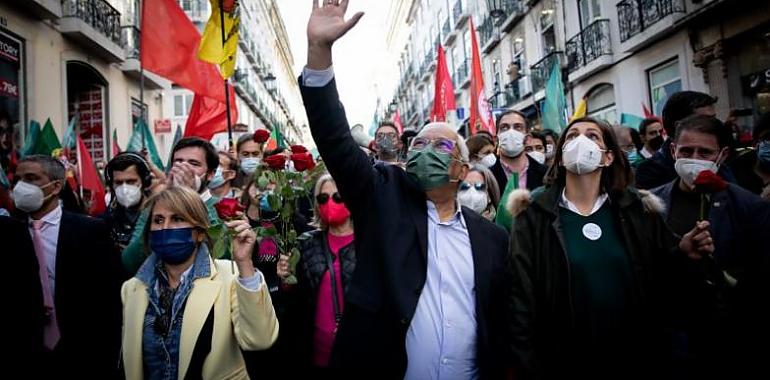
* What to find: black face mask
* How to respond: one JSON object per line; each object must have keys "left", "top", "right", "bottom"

{"left": 648, "top": 135, "right": 665, "bottom": 152}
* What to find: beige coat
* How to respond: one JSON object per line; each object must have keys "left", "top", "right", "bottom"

{"left": 121, "top": 258, "right": 279, "bottom": 380}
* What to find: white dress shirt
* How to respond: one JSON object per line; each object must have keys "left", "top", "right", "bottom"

{"left": 28, "top": 204, "right": 63, "bottom": 298}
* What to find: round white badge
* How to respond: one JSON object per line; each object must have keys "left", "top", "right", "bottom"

{"left": 582, "top": 223, "right": 602, "bottom": 241}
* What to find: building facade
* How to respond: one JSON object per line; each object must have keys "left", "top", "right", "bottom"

{"left": 386, "top": 0, "right": 770, "bottom": 134}
{"left": 0, "top": 0, "right": 308, "bottom": 169}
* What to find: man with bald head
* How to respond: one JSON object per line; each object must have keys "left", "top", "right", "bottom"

{"left": 298, "top": 1, "right": 512, "bottom": 377}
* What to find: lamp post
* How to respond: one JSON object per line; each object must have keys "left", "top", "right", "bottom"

{"left": 263, "top": 73, "right": 278, "bottom": 143}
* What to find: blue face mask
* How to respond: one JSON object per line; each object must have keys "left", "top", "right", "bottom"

{"left": 626, "top": 150, "right": 643, "bottom": 166}
{"left": 260, "top": 191, "right": 273, "bottom": 212}
{"left": 150, "top": 228, "right": 197, "bottom": 265}
{"left": 207, "top": 167, "right": 226, "bottom": 189}
{"left": 758, "top": 141, "right": 770, "bottom": 171}
{"left": 241, "top": 157, "right": 261, "bottom": 175}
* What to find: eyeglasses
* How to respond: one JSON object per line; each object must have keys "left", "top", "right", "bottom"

{"left": 316, "top": 192, "right": 343, "bottom": 205}
{"left": 410, "top": 137, "right": 456, "bottom": 155}
{"left": 460, "top": 182, "right": 487, "bottom": 192}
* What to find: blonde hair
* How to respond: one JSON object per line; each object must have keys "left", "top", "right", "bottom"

{"left": 142, "top": 186, "right": 212, "bottom": 255}
{"left": 312, "top": 173, "right": 343, "bottom": 230}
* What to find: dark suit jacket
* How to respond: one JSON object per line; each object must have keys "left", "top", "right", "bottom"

{"left": 47, "top": 211, "right": 123, "bottom": 378}
{"left": 490, "top": 155, "right": 547, "bottom": 195}
{"left": 300, "top": 79, "right": 513, "bottom": 378}
{"left": 2, "top": 216, "right": 45, "bottom": 365}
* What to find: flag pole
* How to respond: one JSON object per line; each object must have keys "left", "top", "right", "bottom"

{"left": 139, "top": 0, "right": 146, "bottom": 150}
{"left": 219, "top": 0, "right": 234, "bottom": 149}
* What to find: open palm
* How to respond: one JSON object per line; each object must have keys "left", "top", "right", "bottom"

{"left": 307, "top": 0, "right": 364, "bottom": 46}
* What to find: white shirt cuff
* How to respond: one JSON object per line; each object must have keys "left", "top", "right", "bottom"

{"left": 302, "top": 66, "right": 335, "bottom": 87}
{"left": 237, "top": 270, "right": 264, "bottom": 292}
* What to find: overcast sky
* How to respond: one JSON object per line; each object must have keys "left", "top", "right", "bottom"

{"left": 277, "top": 0, "right": 391, "bottom": 128}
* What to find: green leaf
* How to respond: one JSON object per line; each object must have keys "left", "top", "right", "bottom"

{"left": 257, "top": 226, "right": 278, "bottom": 237}
{"left": 268, "top": 194, "right": 281, "bottom": 211}
{"left": 211, "top": 235, "right": 227, "bottom": 259}
{"left": 287, "top": 228, "right": 297, "bottom": 242}
{"left": 208, "top": 223, "right": 226, "bottom": 240}
{"left": 257, "top": 174, "right": 269, "bottom": 189}
{"left": 284, "top": 274, "right": 298, "bottom": 285}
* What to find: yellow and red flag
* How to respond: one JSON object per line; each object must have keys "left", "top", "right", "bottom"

{"left": 198, "top": 0, "right": 240, "bottom": 79}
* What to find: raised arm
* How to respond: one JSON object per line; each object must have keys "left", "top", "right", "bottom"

{"left": 299, "top": 0, "right": 373, "bottom": 214}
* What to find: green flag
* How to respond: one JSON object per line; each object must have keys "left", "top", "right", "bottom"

{"left": 541, "top": 62, "right": 567, "bottom": 132}
{"left": 127, "top": 119, "right": 165, "bottom": 171}
{"left": 32, "top": 118, "right": 61, "bottom": 156}
{"left": 61, "top": 114, "right": 78, "bottom": 152}
{"left": 21, "top": 120, "right": 41, "bottom": 157}
{"left": 166, "top": 125, "right": 183, "bottom": 169}
{"left": 495, "top": 172, "right": 520, "bottom": 232}
{"left": 620, "top": 113, "right": 645, "bottom": 131}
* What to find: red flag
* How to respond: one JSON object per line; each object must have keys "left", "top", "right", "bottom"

{"left": 642, "top": 103, "right": 654, "bottom": 119}
{"left": 469, "top": 20, "right": 495, "bottom": 135}
{"left": 76, "top": 137, "right": 106, "bottom": 216}
{"left": 141, "top": 0, "right": 226, "bottom": 103}
{"left": 392, "top": 110, "right": 404, "bottom": 135}
{"left": 184, "top": 84, "right": 238, "bottom": 141}
{"left": 430, "top": 44, "right": 456, "bottom": 122}
{"left": 112, "top": 129, "right": 121, "bottom": 156}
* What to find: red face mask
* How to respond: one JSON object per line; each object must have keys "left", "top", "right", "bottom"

{"left": 319, "top": 199, "right": 351, "bottom": 226}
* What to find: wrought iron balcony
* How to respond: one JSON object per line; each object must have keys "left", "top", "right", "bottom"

{"left": 62, "top": 0, "right": 122, "bottom": 46}
{"left": 530, "top": 51, "right": 564, "bottom": 93}
{"left": 497, "top": 0, "right": 525, "bottom": 32}
{"left": 565, "top": 19, "right": 612, "bottom": 73}
{"left": 617, "top": 0, "right": 685, "bottom": 42}
{"left": 453, "top": 0, "right": 469, "bottom": 28}
{"left": 479, "top": 15, "right": 499, "bottom": 53}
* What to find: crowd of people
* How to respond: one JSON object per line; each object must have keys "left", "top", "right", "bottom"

{"left": 2, "top": 1, "right": 770, "bottom": 379}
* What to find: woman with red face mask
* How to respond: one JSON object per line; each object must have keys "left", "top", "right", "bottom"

{"left": 277, "top": 174, "right": 355, "bottom": 372}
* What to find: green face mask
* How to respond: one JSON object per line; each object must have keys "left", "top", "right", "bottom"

{"left": 406, "top": 145, "right": 455, "bottom": 190}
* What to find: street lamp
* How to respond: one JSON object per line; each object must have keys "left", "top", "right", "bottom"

{"left": 486, "top": 0, "right": 505, "bottom": 19}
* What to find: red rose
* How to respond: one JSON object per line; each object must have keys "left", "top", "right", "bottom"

{"left": 290, "top": 145, "right": 308, "bottom": 154}
{"left": 253, "top": 129, "right": 270, "bottom": 143}
{"left": 290, "top": 153, "right": 316, "bottom": 172}
{"left": 693, "top": 170, "right": 728, "bottom": 193}
{"left": 214, "top": 198, "right": 244, "bottom": 220}
{"left": 264, "top": 154, "right": 287, "bottom": 170}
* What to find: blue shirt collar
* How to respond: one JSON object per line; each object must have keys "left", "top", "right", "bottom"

{"left": 426, "top": 200, "right": 467, "bottom": 229}
{"left": 136, "top": 244, "right": 212, "bottom": 287}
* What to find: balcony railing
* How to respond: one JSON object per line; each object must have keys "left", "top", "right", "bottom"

{"left": 62, "top": 0, "right": 122, "bottom": 46}
{"left": 453, "top": 0, "right": 469, "bottom": 28}
{"left": 454, "top": 60, "right": 469, "bottom": 88}
{"left": 479, "top": 15, "right": 497, "bottom": 51}
{"left": 530, "top": 51, "right": 564, "bottom": 93}
{"left": 121, "top": 25, "right": 139, "bottom": 59}
{"left": 565, "top": 19, "right": 612, "bottom": 73}
{"left": 497, "top": 0, "right": 525, "bottom": 30}
{"left": 617, "top": 0, "right": 685, "bottom": 42}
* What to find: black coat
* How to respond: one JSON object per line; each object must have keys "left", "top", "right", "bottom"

{"left": 300, "top": 78, "right": 513, "bottom": 378}
{"left": 2, "top": 216, "right": 45, "bottom": 365}
{"left": 44, "top": 211, "right": 123, "bottom": 378}
{"left": 490, "top": 155, "right": 547, "bottom": 195}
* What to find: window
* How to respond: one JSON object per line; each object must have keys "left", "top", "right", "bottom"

{"left": 587, "top": 84, "right": 617, "bottom": 124}
{"left": 540, "top": 2, "right": 556, "bottom": 56}
{"left": 464, "top": 29, "right": 471, "bottom": 59}
{"left": 173, "top": 93, "right": 194, "bottom": 117}
{"left": 578, "top": 0, "right": 601, "bottom": 29}
{"left": 648, "top": 59, "right": 682, "bottom": 116}
{"left": 492, "top": 58, "right": 502, "bottom": 91}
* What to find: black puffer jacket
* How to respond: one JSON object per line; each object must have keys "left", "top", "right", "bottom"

{"left": 508, "top": 185, "right": 712, "bottom": 379}
{"left": 285, "top": 229, "right": 356, "bottom": 367}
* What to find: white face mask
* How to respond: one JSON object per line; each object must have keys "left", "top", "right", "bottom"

{"left": 114, "top": 184, "right": 142, "bottom": 208}
{"left": 240, "top": 157, "right": 261, "bottom": 175}
{"left": 528, "top": 151, "right": 546, "bottom": 165}
{"left": 458, "top": 187, "right": 489, "bottom": 214}
{"left": 562, "top": 134, "right": 605, "bottom": 175}
{"left": 480, "top": 153, "right": 497, "bottom": 168}
{"left": 13, "top": 181, "right": 55, "bottom": 213}
{"left": 498, "top": 129, "right": 526, "bottom": 158}
{"left": 545, "top": 144, "right": 555, "bottom": 159}
{"left": 674, "top": 158, "right": 719, "bottom": 187}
